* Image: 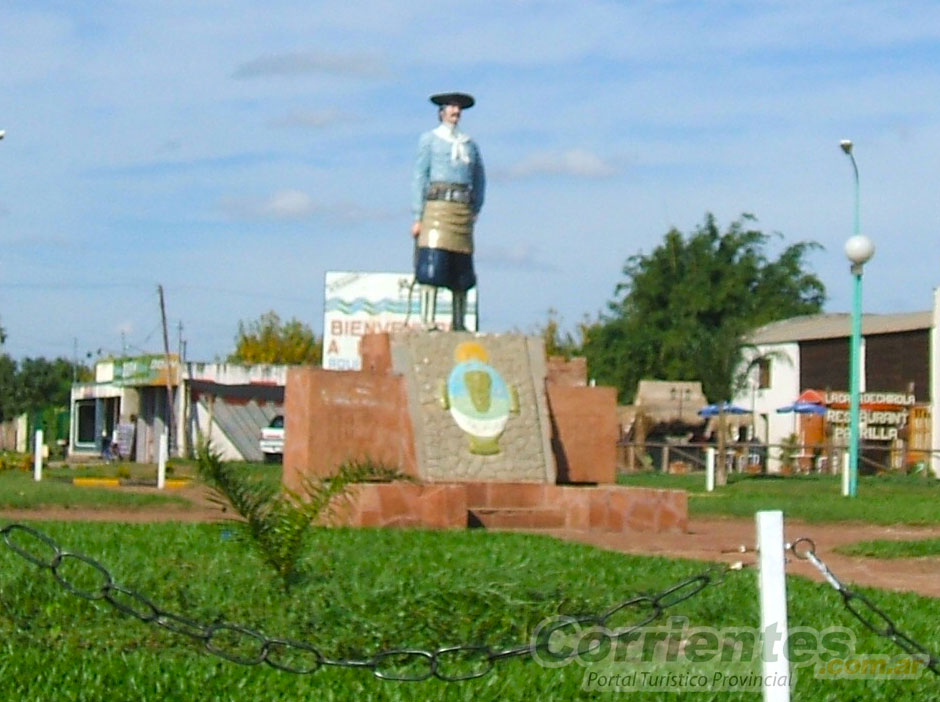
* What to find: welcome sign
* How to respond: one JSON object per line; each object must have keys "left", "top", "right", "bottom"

{"left": 322, "top": 271, "right": 478, "bottom": 371}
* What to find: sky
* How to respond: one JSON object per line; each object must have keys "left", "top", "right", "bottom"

{"left": 2, "top": 1, "right": 940, "bottom": 364}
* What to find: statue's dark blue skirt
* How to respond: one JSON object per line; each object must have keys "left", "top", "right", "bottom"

{"left": 415, "top": 247, "right": 476, "bottom": 292}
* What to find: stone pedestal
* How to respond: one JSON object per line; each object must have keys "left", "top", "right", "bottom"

{"left": 324, "top": 481, "right": 688, "bottom": 534}
{"left": 391, "top": 332, "right": 556, "bottom": 483}
{"left": 282, "top": 333, "right": 687, "bottom": 534}
{"left": 284, "top": 332, "right": 619, "bottom": 486}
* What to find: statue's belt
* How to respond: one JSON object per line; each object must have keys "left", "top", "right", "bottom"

{"left": 426, "top": 182, "right": 472, "bottom": 204}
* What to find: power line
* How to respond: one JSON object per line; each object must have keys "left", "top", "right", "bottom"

{"left": 0, "top": 280, "right": 314, "bottom": 305}
{"left": 170, "top": 283, "right": 314, "bottom": 304}
{"left": 0, "top": 282, "right": 153, "bottom": 290}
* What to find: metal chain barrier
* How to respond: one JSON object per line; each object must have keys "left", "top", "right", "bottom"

{"left": 789, "top": 537, "right": 940, "bottom": 676}
{"left": 0, "top": 522, "right": 725, "bottom": 682}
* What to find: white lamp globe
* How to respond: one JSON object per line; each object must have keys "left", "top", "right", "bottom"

{"left": 844, "top": 235, "right": 875, "bottom": 266}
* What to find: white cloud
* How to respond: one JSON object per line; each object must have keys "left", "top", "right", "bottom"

{"left": 326, "top": 203, "right": 398, "bottom": 224}
{"left": 220, "top": 189, "right": 318, "bottom": 220}
{"left": 219, "top": 190, "right": 395, "bottom": 224}
{"left": 232, "top": 51, "right": 386, "bottom": 79}
{"left": 259, "top": 189, "right": 318, "bottom": 218}
{"left": 477, "top": 244, "right": 557, "bottom": 272}
{"left": 502, "top": 149, "right": 618, "bottom": 180}
{"left": 267, "top": 109, "right": 349, "bottom": 129}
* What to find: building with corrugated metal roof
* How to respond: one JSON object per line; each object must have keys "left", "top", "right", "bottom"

{"left": 69, "top": 356, "right": 287, "bottom": 463}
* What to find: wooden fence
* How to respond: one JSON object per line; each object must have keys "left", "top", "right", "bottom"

{"left": 618, "top": 440, "right": 936, "bottom": 476}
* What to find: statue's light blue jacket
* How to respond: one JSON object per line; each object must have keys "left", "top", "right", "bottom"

{"left": 411, "top": 128, "right": 486, "bottom": 220}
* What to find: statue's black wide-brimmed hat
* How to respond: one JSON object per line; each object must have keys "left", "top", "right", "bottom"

{"left": 429, "top": 92, "right": 475, "bottom": 109}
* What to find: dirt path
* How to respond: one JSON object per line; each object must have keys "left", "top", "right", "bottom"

{"left": 3, "top": 490, "right": 939, "bottom": 598}
{"left": 0, "top": 483, "right": 226, "bottom": 524}
{"left": 549, "top": 517, "right": 940, "bottom": 598}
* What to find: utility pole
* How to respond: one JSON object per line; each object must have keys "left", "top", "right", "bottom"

{"left": 157, "top": 285, "right": 176, "bottom": 456}
{"left": 177, "top": 319, "right": 188, "bottom": 457}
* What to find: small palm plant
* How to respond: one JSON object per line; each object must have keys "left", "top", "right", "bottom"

{"left": 196, "top": 442, "right": 402, "bottom": 591}
{"left": 777, "top": 433, "right": 801, "bottom": 474}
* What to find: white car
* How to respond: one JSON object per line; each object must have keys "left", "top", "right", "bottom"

{"left": 259, "top": 415, "right": 285, "bottom": 462}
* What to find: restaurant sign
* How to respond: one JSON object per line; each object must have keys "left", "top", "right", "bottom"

{"left": 824, "top": 391, "right": 916, "bottom": 442}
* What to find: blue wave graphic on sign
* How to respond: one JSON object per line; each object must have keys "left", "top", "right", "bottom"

{"left": 325, "top": 297, "right": 413, "bottom": 314}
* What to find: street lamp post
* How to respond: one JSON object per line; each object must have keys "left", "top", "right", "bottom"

{"left": 841, "top": 139, "right": 875, "bottom": 498}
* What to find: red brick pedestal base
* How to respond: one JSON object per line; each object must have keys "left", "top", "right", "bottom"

{"left": 330, "top": 482, "right": 687, "bottom": 534}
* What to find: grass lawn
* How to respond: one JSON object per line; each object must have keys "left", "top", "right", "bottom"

{"left": 0, "top": 460, "right": 283, "bottom": 511}
{"left": 619, "top": 471, "right": 940, "bottom": 525}
{"left": 836, "top": 538, "right": 940, "bottom": 559}
{"left": 44, "top": 460, "right": 199, "bottom": 481}
{"left": 0, "top": 470, "right": 191, "bottom": 510}
{"left": 0, "top": 521, "right": 938, "bottom": 701}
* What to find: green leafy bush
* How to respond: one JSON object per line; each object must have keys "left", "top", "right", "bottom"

{"left": 0, "top": 452, "right": 30, "bottom": 472}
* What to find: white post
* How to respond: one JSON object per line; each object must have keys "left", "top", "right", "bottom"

{"left": 706, "top": 447, "right": 716, "bottom": 492}
{"left": 33, "top": 429, "right": 43, "bottom": 482}
{"left": 841, "top": 450, "right": 850, "bottom": 496}
{"left": 157, "top": 431, "right": 167, "bottom": 489}
{"left": 756, "top": 510, "right": 791, "bottom": 701}
{"left": 931, "top": 287, "right": 940, "bottom": 477}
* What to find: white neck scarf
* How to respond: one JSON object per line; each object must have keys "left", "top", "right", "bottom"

{"left": 433, "top": 123, "right": 471, "bottom": 164}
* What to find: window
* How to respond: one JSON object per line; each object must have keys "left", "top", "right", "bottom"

{"left": 758, "top": 358, "right": 772, "bottom": 389}
{"left": 75, "top": 401, "right": 96, "bottom": 445}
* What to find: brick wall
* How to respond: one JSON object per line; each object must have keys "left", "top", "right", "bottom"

{"left": 546, "top": 356, "right": 587, "bottom": 386}
{"left": 282, "top": 365, "right": 417, "bottom": 491}
{"left": 546, "top": 384, "right": 618, "bottom": 484}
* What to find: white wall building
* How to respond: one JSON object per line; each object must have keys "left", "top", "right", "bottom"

{"left": 70, "top": 356, "right": 288, "bottom": 462}
{"left": 733, "top": 302, "right": 935, "bottom": 474}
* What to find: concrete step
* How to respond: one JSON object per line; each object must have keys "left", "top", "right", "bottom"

{"left": 468, "top": 507, "right": 567, "bottom": 530}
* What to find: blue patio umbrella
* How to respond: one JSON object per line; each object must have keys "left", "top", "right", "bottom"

{"left": 698, "top": 402, "right": 751, "bottom": 418}
{"left": 776, "top": 401, "right": 827, "bottom": 415}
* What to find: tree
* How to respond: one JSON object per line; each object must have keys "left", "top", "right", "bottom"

{"left": 16, "top": 357, "right": 78, "bottom": 410}
{"left": 534, "top": 308, "right": 591, "bottom": 360}
{"left": 0, "top": 354, "right": 16, "bottom": 421}
{"left": 229, "top": 311, "right": 322, "bottom": 365}
{"left": 583, "top": 214, "right": 825, "bottom": 403}
{"left": 0, "top": 354, "right": 89, "bottom": 422}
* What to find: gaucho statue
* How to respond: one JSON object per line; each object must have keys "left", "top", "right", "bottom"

{"left": 410, "top": 92, "right": 485, "bottom": 331}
